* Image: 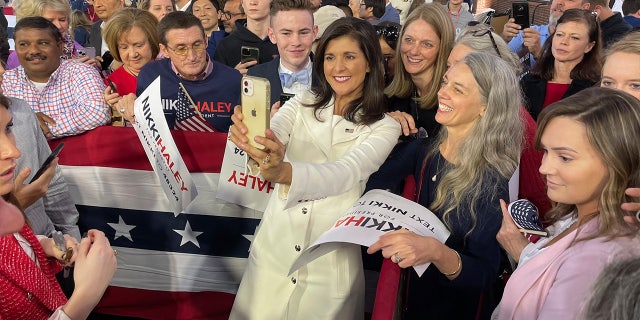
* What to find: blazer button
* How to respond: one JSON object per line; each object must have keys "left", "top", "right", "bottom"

{"left": 301, "top": 208, "right": 308, "bottom": 214}
{"left": 291, "top": 277, "right": 297, "bottom": 284}
{"left": 295, "top": 244, "right": 301, "bottom": 251}
{"left": 26, "top": 292, "right": 34, "bottom": 301}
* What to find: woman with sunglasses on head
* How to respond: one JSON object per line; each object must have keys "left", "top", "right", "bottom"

{"left": 451, "top": 23, "right": 552, "bottom": 217}
{"left": 375, "top": 21, "right": 401, "bottom": 86}
{"left": 521, "top": 9, "right": 601, "bottom": 121}
{"left": 494, "top": 87, "right": 640, "bottom": 320}
{"left": 0, "top": 93, "right": 117, "bottom": 320}
{"left": 367, "top": 51, "right": 524, "bottom": 320}
{"left": 385, "top": 3, "right": 455, "bottom": 140}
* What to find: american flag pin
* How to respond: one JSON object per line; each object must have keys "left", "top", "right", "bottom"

{"left": 345, "top": 128, "right": 354, "bottom": 133}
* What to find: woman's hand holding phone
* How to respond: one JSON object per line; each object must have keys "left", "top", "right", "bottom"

{"left": 13, "top": 157, "right": 58, "bottom": 209}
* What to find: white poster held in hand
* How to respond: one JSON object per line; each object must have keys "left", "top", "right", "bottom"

{"left": 289, "top": 189, "right": 450, "bottom": 277}
{"left": 132, "top": 76, "right": 198, "bottom": 216}
{"left": 216, "top": 133, "right": 275, "bottom": 212}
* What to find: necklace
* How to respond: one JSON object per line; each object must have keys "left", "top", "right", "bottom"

{"left": 431, "top": 153, "right": 444, "bottom": 182}
{"left": 123, "top": 65, "right": 139, "bottom": 77}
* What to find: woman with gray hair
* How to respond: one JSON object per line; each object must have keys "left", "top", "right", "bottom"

{"left": 367, "top": 51, "right": 524, "bottom": 319}
{"left": 450, "top": 22, "right": 551, "bottom": 217}
{"left": 583, "top": 255, "right": 640, "bottom": 320}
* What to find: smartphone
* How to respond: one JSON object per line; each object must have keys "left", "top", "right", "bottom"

{"left": 512, "top": 2, "right": 530, "bottom": 29}
{"left": 279, "top": 93, "right": 295, "bottom": 106}
{"left": 241, "top": 76, "right": 271, "bottom": 149}
{"left": 77, "top": 47, "right": 96, "bottom": 59}
{"left": 241, "top": 46, "right": 260, "bottom": 64}
{"left": 30, "top": 142, "right": 64, "bottom": 183}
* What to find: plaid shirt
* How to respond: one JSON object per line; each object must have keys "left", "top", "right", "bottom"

{"left": 1, "top": 59, "right": 110, "bottom": 138}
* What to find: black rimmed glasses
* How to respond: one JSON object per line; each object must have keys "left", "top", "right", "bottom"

{"left": 165, "top": 42, "right": 207, "bottom": 56}
{"left": 220, "top": 10, "right": 244, "bottom": 20}
{"left": 374, "top": 24, "right": 400, "bottom": 43}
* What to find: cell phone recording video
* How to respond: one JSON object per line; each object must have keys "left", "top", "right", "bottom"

{"left": 241, "top": 76, "right": 271, "bottom": 150}
{"left": 512, "top": 2, "right": 530, "bottom": 29}
{"left": 29, "top": 142, "right": 64, "bottom": 183}
{"left": 241, "top": 46, "right": 260, "bottom": 63}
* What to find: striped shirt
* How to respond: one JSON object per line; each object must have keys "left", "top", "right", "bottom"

{"left": 1, "top": 59, "right": 111, "bottom": 138}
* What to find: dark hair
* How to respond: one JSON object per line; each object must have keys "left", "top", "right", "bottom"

{"left": 194, "top": 0, "right": 220, "bottom": 11}
{"left": 363, "top": 0, "right": 385, "bottom": 18}
{"left": 375, "top": 21, "right": 400, "bottom": 50}
{"left": 13, "top": 16, "right": 63, "bottom": 43}
{"left": 533, "top": 8, "right": 601, "bottom": 82}
{"left": 309, "top": 17, "right": 386, "bottom": 126}
{"left": 157, "top": 11, "right": 205, "bottom": 45}
{"left": 0, "top": 94, "right": 11, "bottom": 110}
{"left": 269, "top": 0, "right": 313, "bottom": 18}
{"left": 622, "top": 0, "right": 640, "bottom": 16}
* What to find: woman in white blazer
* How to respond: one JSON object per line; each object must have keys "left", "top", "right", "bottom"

{"left": 228, "top": 15, "right": 401, "bottom": 320}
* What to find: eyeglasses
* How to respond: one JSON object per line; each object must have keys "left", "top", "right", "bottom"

{"left": 220, "top": 10, "right": 244, "bottom": 20}
{"left": 374, "top": 24, "right": 400, "bottom": 43}
{"left": 470, "top": 28, "right": 502, "bottom": 59}
{"left": 165, "top": 42, "right": 207, "bottom": 56}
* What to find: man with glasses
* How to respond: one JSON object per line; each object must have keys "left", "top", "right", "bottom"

{"left": 135, "top": 11, "right": 241, "bottom": 132}
{"left": 221, "top": 0, "right": 246, "bottom": 33}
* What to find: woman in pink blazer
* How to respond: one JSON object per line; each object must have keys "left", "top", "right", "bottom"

{"left": 495, "top": 87, "right": 640, "bottom": 320}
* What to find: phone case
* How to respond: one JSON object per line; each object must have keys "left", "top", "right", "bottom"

{"left": 512, "top": 2, "right": 530, "bottom": 29}
{"left": 241, "top": 46, "right": 260, "bottom": 63}
{"left": 241, "top": 76, "right": 271, "bottom": 150}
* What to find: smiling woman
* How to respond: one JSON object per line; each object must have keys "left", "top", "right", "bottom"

{"left": 228, "top": 15, "right": 401, "bottom": 319}
{"left": 366, "top": 52, "right": 524, "bottom": 319}
{"left": 384, "top": 3, "right": 454, "bottom": 139}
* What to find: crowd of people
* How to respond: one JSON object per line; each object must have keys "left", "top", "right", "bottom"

{"left": 1, "top": 0, "right": 640, "bottom": 319}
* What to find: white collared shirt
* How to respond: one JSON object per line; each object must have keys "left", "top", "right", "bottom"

{"left": 278, "top": 58, "right": 312, "bottom": 96}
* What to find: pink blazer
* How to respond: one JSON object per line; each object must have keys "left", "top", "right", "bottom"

{"left": 0, "top": 225, "right": 67, "bottom": 320}
{"left": 498, "top": 217, "right": 640, "bottom": 320}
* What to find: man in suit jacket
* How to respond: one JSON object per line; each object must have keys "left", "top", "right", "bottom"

{"left": 247, "top": 0, "right": 317, "bottom": 107}
{"left": 90, "top": 0, "right": 125, "bottom": 67}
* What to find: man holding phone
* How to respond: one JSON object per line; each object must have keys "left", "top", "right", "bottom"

{"left": 248, "top": 0, "right": 318, "bottom": 107}
{"left": 214, "top": 0, "right": 279, "bottom": 74}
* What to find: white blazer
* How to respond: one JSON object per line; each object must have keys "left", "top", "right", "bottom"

{"left": 230, "top": 91, "right": 401, "bottom": 320}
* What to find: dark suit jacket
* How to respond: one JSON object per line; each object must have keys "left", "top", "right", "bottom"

{"left": 89, "top": 20, "right": 103, "bottom": 54}
{"left": 247, "top": 57, "right": 318, "bottom": 106}
{"left": 521, "top": 74, "right": 595, "bottom": 120}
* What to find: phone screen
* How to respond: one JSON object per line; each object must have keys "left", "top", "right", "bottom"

{"left": 241, "top": 46, "right": 260, "bottom": 63}
{"left": 29, "top": 142, "right": 65, "bottom": 183}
